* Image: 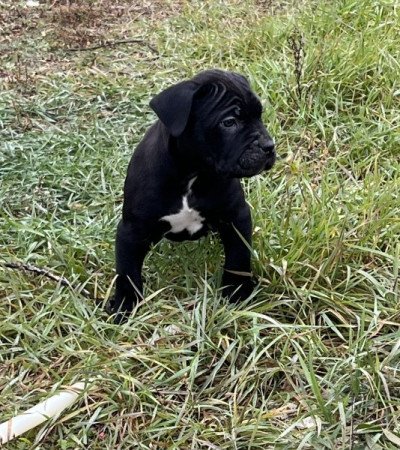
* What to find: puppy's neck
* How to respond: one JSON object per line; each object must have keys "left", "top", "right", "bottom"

{"left": 160, "top": 122, "right": 224, "bottom": 185}
{"left": 168, "top": 134, "right": 202, "bottom": 176}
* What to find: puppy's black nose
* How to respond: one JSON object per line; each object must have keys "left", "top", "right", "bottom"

{"left": 260, "top": 139, "right": 275, "bottom": 154}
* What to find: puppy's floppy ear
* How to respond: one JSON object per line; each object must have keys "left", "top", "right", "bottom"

{"left": 149, "top": 80, "right": 199, "bottom": 137}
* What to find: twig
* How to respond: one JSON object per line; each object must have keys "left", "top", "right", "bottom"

{"left": 4, "top": 262, "right": 71, "bottom": 287}
{"left": 3, "top": 262, "right": 91, "bottom": 297}
{"left": 65, "top": 39, "right": 158, "bottom": 54}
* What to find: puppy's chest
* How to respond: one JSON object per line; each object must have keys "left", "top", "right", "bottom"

{"left": 160, "top": 178, "right": 211, "bottom": 239}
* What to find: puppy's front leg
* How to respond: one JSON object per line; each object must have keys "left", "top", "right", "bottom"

{"left": 218, "top": 205, "right": 255, "bottom": 302}
{"left": 107, "top": 220, "right": 150, "bottom": 323}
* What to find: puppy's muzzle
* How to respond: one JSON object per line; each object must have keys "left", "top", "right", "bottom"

{"left": 238, "top": 135, "right": 276, "bottom": 174}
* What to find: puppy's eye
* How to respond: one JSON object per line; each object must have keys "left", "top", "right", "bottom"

{"left": 221, "top": 117, "right": 236, "bottom": 128}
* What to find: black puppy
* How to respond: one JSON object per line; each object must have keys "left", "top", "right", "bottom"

{"left": 107, "top": 69, "right": 275, "bottom": 322}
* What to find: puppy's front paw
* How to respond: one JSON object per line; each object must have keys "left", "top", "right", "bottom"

{"left": 105, "top": 296, "right": 132, "bottom": 324}
{"left": 106, "top": 276, "right": 140, "bottom": 323}
{"left": 222, "top": 270, "right": 255, "bottom": 302}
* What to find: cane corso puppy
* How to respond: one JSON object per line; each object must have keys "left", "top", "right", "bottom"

{"left": 107, "top": 69, "right": 275, "bottom": 322}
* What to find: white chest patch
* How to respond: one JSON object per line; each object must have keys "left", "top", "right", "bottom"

{"left": 160, "top": 178, "right": 205, "bottom": 235}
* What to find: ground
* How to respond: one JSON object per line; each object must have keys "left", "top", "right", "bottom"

{"left": 0, "top": 0, "right": 399, "bottom": 449}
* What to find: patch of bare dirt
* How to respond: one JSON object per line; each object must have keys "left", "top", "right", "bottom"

{"left": 1, "top": 1, "right": 183, "bottom": 50}
{"left": 50, "top": 0, "right": 183, "bottom": 48}
{"left": 0, "top": 1, "right": 182, "bottom": 93}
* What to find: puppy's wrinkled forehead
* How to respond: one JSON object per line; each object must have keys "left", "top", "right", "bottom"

{"left": 192, "top": 70, "right": 262, "bottom": 119}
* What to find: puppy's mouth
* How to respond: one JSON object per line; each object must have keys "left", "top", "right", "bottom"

{"left": 236, "top": 145, "right": 276, "bottom": 177}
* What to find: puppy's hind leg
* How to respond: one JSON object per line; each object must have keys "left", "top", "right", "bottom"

{"left": 106, "top": 220, "right": 150, "bottom": 323}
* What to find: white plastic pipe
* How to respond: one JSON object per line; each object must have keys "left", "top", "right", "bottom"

{"left": 0, "top": 382, "right": 88, "bottom": 445}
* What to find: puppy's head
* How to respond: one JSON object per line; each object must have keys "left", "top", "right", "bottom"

{"left": 150, "top": 69, "right": 276, "bottom": 178}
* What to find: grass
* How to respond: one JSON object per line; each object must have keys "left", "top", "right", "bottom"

{"left": 0, "top": 0, "right": 399, "bottom": 448}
